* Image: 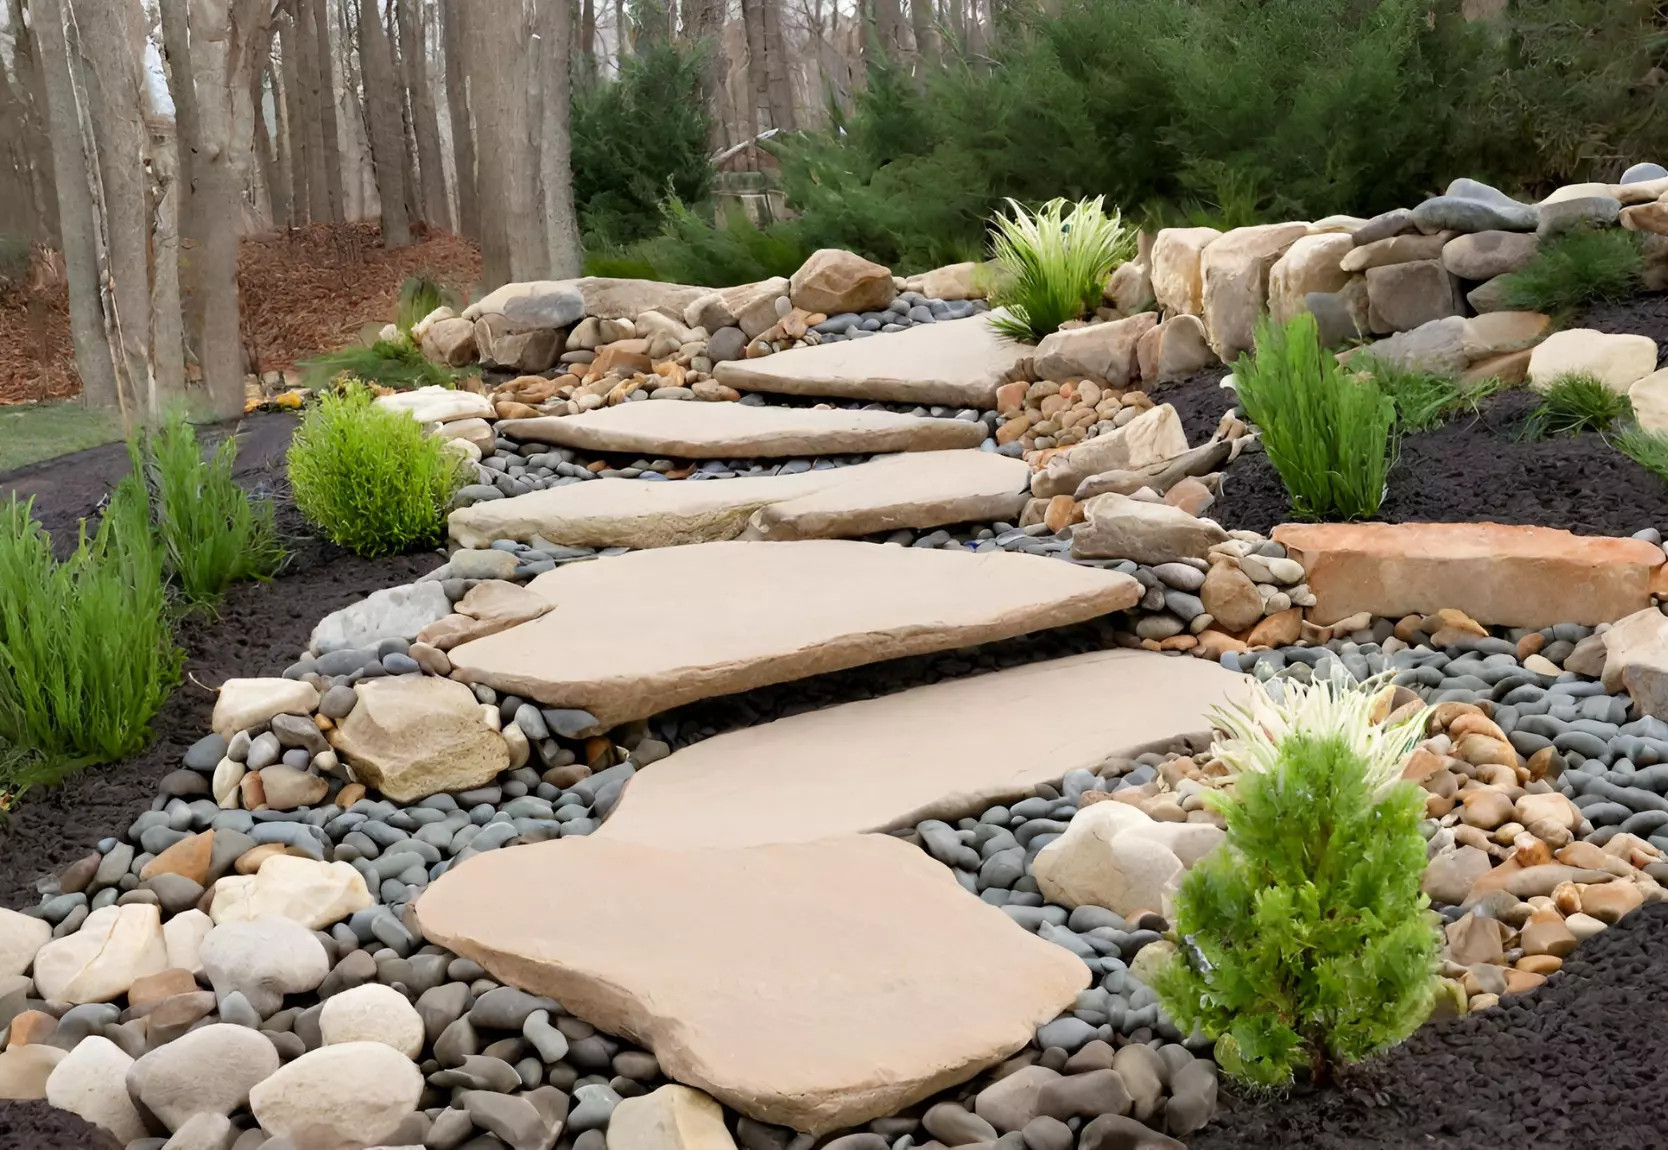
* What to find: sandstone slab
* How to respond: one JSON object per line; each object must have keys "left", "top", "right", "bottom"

{"left": 1200, "top": 222, "right": 1311, "bottom": 362}
{"left": 212, "top": 679, "right": 320, "bottom": 739}
{"left": 1272, "top": 521, "right": 1665, "bottom": 628}
{"left": 1071, "top": 494, "right": 1228, "bottom": 564}
{"left": 497, "top": 401, "right": 986, "bottom": 458}
{"left": 1527, "top": 328, "right": 1659, "bottom": 392}
{"left": 415, "top": 833, "right": 1090, "bottom": 1133}
{"left": 599, "top": 649, "right": 1241, "bottom": 848}
{"left": 1150, "top": 227, "right": 1221, "bottom": 317}
{"left": 713, "top": 314, "right": 1030, "bottom": 407}
{"left": 449, "top": 451, "right": 1030, "bottom": 550}
{"left": 328, "top": 675, "right": 510, "bottom": 802}
{"left": 1030, "top": 405, "right": 1189, "bottom": 499}
{"left": 446, "top": 541, "right": 1139, "bottom": 727}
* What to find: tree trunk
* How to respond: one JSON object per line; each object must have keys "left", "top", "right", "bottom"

{"left": 294, "top": 0, "right": 331, "bottom": 223}
{"left": 537, "top": 0, "right": 581, "bottom": 277}
{"left": 358, "top": 0, "right": 411, "bottom": 247}
{"left": 739, "top": 0, "right": 768, "bottom": 134}
{"left": 579, "top": 0, "right": 596, "bottom": 85}
{"left": 761, "top": 0, "right": 795, "bottom": 129}
{"left": 310, "top": 0, "right": 346, "bottom": 221}
{"left": 613, "top": 0, "right": 625, "bottom": 68}
{"left": 147, "top": 106, "right": 187, "bottom": 410}
{"left": 278, "top": 9, "right": 309, "bottom": 222}
{"left": 873, "top": 0, "right": 903, "bottom": 61}
{"left": 398, "top": 0, "right": 450, "bottom": 231}
{"left": 686, "top": 0, "right": 725, "bottom": 147}
{"left": 254, "top": 38, "right": 290, "bottom": 229}
{"left": 9, "top": 0, "right": 59, "bottom": 244}
{"left": 460, "top": 0, "right": 536, "bottom": 288}
{"left": 440, "top": 0, "right": 478, "bottom": 239}
{"left": 909, "top": 0, "right": 938, "bottom": 69}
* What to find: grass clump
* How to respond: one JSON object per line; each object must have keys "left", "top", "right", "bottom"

{"left": 396, "top": 274, "right": 462, "bottom": 335}
{"left": 1153, "top": 669, "right": 1440, "bottom": 1087}
{"left": 1497, "top": 228, "right": 1643, "bottom": 314}
{"left": 1521, "top": 372, "right": 1633, "bottom": 440}
{"left": 300, "top": 337, "right": 475, "bottom": 393}
{"left": 1363, "top": 359, "right": 1515, "bottom": 432}
{"left": 0, "top": 480, "right": 182, "bottom": 786}
{"left": 988, "top": 196, "right": 1136, "bottom": 343}
{"left": 1614, "top": 422, "right": 1668, "bottom": 480}
{"left": 1234, "top": 314, "right": 1397, "bottom": 520}
{"left": 132, "top": 410, "right": 284, "bottom": 606}
{"left": 287, "top": 385, "right": 471, "bottom": 557}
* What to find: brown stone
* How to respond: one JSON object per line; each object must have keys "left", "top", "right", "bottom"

{"left": 416, "top": 580, "right": 554, "bottom": 651}
{"left": 1519, "top": 913, "right": 1577, "bottom": 958}
{"left": 329, "top": 676, "right": 510, "bottom": 804}
{"left": 1365, "top": 260, "right": 1462, "bottom": 334}
{"left": 1621, "top": 201, "right": 1668, "bottom": 236}
{"left": 235, "top": 843, "right": 287, "bottom": 876}
{"left": 335, "top": 783, "right": 366, "bottom": 809}
{"left": 789, "top": 250, "right": 895, "bottom": 315}
{"left": 1032, "top": 314, "right": 1157, "bottom": 388}
{"left": 1163, "top": 477, "right": 1214, "bottom": 516}
{"left": 1444, "top": 914, "right": 1506, "bottom": 965}
{"left": 1461, "top": 349, "right": 1531, "bottom": 388}
{"left": 1459, "top": 789, "right": 1515, "bottom": 829}
{"left": 127, "top": 967, "right": 200, "bottom": 1011}
{"left": 1580, "top": 881, "right": 1645, "bottom": 924}
{"left": 1271, "top": 521, "right": 1664, "bottom": 628}
{"left": 1516, "top": 954, "right": 1563, "bottom": 976}
{"left": 7, "top": 1010, "right": 56, "bottom": 1046}
{"left": 140, "top": 831, "right": 215, "bottom": 887}
{"left": 240, "top": 772, "right": 266, "bottom": 811}
{"left": 1199, "top": 223, "right": 1310, "bottom": 361}
{"left": 420, "top": 317, "right": 478, "bottom": 367}
{"left": 1199, "top": 563, "right": 1263, "bottom": 633}
{"left": 1043, "top": 496, "right": 1080, "bottom": 534}
{"left": 1245, "top": 608, "right": 1301, "bottom": 648}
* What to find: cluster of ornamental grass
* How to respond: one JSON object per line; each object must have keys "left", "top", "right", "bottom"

{"left": 1497, "top": 228, "right": 1643, "bottom": 316}
{"left": 1361, "top": 358, "right": 1514, "bottom": 433}
{"left": 1233, "top": 314, "right": 1397, "bottom": 520}
{"left": 1153, "top": 669, "right": 1441, "bottom": 1086}
{"left": 1520, "top": 373, "right": 1634, "bottom": 441}
{"left": 287, "top": 384, "right": 471, "bottom": 558}
{"left": 987, "top": 196, "right": 1136, "bottom": 343}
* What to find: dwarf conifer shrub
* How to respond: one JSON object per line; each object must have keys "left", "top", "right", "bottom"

{"left": 1234, "top": 314, "right": 1397, "bottom": 520}
{"left": 287, "top": 385, "right": 471, "bottom": 557}
{"left": 988, "top": 196, "right": 1135, "bottom": 343}
{"left": 1153, "top": 671, "right": 1440, "bottom": 1086}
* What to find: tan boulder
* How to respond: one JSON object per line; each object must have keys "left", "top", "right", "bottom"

{"left": 1441, "top": 231, "right": 1539, "bottom": 280}
{"left": 1200, "top": 222, "right": 1311, "bottom": 361}
{"left": 1135, "top": 314, "right": 1216, "bottom": 384}
{"left": 248, "top": 1042, "right": 424, "bottom": 1146}
{"left": 1030, "top": 404, "right": 1189, "bottom": 499}
{"left": 915, "top": 261, "right": 989, "bottom": 301}
{"left": 1071, "top": 494, "right": 1229, "bottom": 564}
{"left": 1032, "top": 313, "right": 1157, "bottom": 386}
{"left": 416, "top": 833, "right": 1090, "bottom": 1133}
{"left": 1032, "top": 802, "right": 1223, "bottom": 918}
{"left": 209, "top": 854, "right": 373, "bottom": 930}
{"left": 0, "top": 906, "right": 51, "bottom": 977}
{"left": 377, "top": 385, "right": 496, "bottom": 425}
{"left": 609, "top": 1084, "right": 738, "bottom": 1150}
{"left": 1340, "top": 232, "right": 1449, "bottom": 272}
{"left": 1621, "top": 201, "right": 1668, "bottom": 236}
{"left": 0, "top": 1044, "right": 66, "bottom": 1101}
{"left": 416, "top": 580, "right": 554, "bottom": 650}
{"left": 1462, "top": 349, "right": 1532, "bottom": 388}
{"left": 420, "top": 317, "right": 478, "bottom": 366}
{"left": 32, "top": 904, "right": 168, "bottom": 1004}
{"left": 329, "top": 675, "right": 510, "bottom": 803}
{"left": 1599, "top": 607, "right": 1668, "bottom": 719}
{"left": 1527, "top": 328, "right": 1659, "bottom": 392}
{"left": 1105, "top": 260, "right": 1154, "bottom": 314}
{"left": 1200, "top": 562, "right": 1263, "bottom": 632}
{"left": 1366, "top": 260, "right": 1462, "bottom": 334}
{"left": 1272, "top": 521, "right": 1664, "bottom": 628}
{"left": 140, "top": 830, "right": 215, "bottom": 886}
{"left": 44, "top": 1036, "right": 146, "bottom": 1143}
{"left": 1268, "top": 233, "right": 1354, "bottom": 323}
{"left": 1629, "top": 367, "right": 1668, "bottom": 433}
{"left": 211, "top": 679, "right": 320, "bottom": 739}
{"left": 790, "top": 250, "right": 895, "bottom": 315}
{"left": 721, "top": 278, "right": 792, "bottom": 340}
{"left": 475, "top": 314, "right": 561, "bottom": 374}
{"left": 1463, "top": 311, "right": 1550, "bottom": 358}
{"left": 1150, "top": 227, "right": 1221, "bottom": 317}
{"left": 435, "top": 417, "right": 494, "bottom": 457}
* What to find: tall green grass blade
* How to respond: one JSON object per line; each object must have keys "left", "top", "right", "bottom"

{"left": 988, "top": 196, "right": 1136, "bottom": 342}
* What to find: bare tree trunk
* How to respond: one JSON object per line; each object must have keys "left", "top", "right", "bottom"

{"left": 440, "top": 0, "right": 478, "bottom": 239}
{"left": 687, "top": 0, "right": 725, "bottom": 148}
{"left": 5, "top": 0, "right": 56, "bottom": 243}
{"left": 536, "top": 0, "right": 580, "bottom": 277}
{"left": 613, "top": 0, "right": 625, "bottom": 68}
{"left": 254, "top": 39, "right": 290, "bottom": 229}
{"left": 460, "top": 0, "right": 537, "bottom": 287}
{"left": 397, "top": 0, "right": 449, "bottom": 231}
{"left": 909, "top": 0, "right": 937, "bottom": 69}
{"left": 278, "top": 9, "right": 310, "bottom": 222}
{"left": 358, "top": 0, "right": 411, "bottom": 247}
{"left": 579, "top": 0, "right": 596, "bottom": 85}
{"left": 294, "top": 0, "right": 332, "bottom": 223}
{"left": 761, "top": 0, "right": 795, "bottom": 129}
{"left": 872, "top": 0, "right": 902, "bottom": 61}
{"left": 739, "top": 0, "right": 768, "bottom": 134}
{"left": 147, "top": 108, "right": 187, "bottom": 409}
{"left": 338, "top": 0, "right": 374, "bottom": 220}
{"left": 310, "top": 0, "right": 345, "bottom": 221}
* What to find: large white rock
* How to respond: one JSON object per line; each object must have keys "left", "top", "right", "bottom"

{"left": 0, "top": 906, "right": 50, "bottom": 977}
{"left": 1032, "top": 803, "right": 1222, "bottom": 917}
{"left": 1150, "top": 227, "right": 1221, "bottom": 317}
{"left": 310, "top": 582, "right": 455, "bottom": 655}
{"left": 1031, "top": 314, "right": 1156, "bottom": 387}
{"left": 45, "top": 1036, "right": 147, "bottom": 1143}
{"left": 375, "top": 386, "right": 495, "bottom": 425}
{"left": 1200, "top": 223, "right": 1311, "bottom": 362}
{"left": 445, "top": 540, "right": 1141, "bottom": 728}
{"left": 328, "top": 675, "right": 511, "bottom": 803}
{"left": 126, "top": 1023, "right": 281, "bottom": 1131}
{"left": 1267, "top": 233, "right": 1355, "bottom": 323}
{"left": 209, "top": 855, "right": 373, "bottom": 931}
{"left": 248, "top": 1042, "right": 424, "bottom": 1145}
{"left": 211, "top": 679, "right": 321, "bottom": 739}
{"left": 319, "top": 982, "right": 425, "bottom": 1057}
{"left": 1630, "top": 367, "right": 1668, "bottom": 433}
{"left": 1029, "top": 404, "right": 1190, "bottom": 499}
{"left": 199, "top": 917, "right": 331, "bottom": 1016}
{"left": 1070, "top": 494, "right": 1230, "bottom": 564}
{"left": 163, "top": 908, "right": 214, "bottom": 974}
{"left": 1527, "top": 328, "right": 1659, "bottom": 392}
{"left": 417, "top": 834, "right": 1089, "bottom": 1134}
{"left": 32, "top": 903, "right": 167, "bottom": 1004}
{"left": 608, "top": 1084, "right": 738, "bottom": 1150}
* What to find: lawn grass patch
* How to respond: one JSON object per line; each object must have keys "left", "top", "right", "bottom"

{"left": 988, "top": 196, "right": 1135, "bottom": 343}
{"left": 1521, "top": 373, "right": 1633, "bottom": 440}
{"left": 1496, "top": 227, "right": 1643, "bottom": 315}
{"left": 0, "top": 403, "right": 123, "bottom": 474}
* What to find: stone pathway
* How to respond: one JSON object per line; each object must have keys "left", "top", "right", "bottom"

{"left": 714, "top": 313, "right": 1031, "bottom": 407}
{"left": 444, "top": 540, "right": 1141, "bottom": 727}
{"left": 597, "top": 649, "right": 1243, "bottom": 848}
{"left": 447, "top": 450, "right": 1032, "bottom": 550}
{"left": 495, "top": 400, "right": 988, "bottom": 458}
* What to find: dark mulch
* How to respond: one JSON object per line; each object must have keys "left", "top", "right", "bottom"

{"left": 1193, "top": 900, "right": 1668, "bottom": 1148}
{"left": 0, "top": 1099, "right": 121, "bottom": 1150}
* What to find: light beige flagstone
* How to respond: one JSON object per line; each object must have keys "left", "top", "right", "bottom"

{"left": 498, "top": 400, "right": 987, "bottom": 458}
{"left": 713, "top": 313, "right": 1031, "bottom": 407}
{"left": 328, "top": 675, "right": 511, "bottom": 802}
{"left": 415, "top": 833, "right": 1090, "bottom": 1134}
{"left": 598, "top": 649, "right": 1242, "bottom": 848}
{"left": 445, "top": 540, "right": 1139, "bottom": 727}
{"left": 447, "top": 450, "right": 1031, "bottom": 550}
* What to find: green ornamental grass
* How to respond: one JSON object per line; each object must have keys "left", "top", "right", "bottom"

{"left": 300, "top": 337, "right": 475, "bottom": 393}
{"left": 988, "top": 196, "right": 1136, "bottom": 343}
{"left": 1363, "top": 358, "right": 1516, "bottom": 433}
{"left": 288, "top": 385, "right": 471, "bottom": 557}
{"left": 1613, "top": 421, "right": 1668, "bottom": 480}
{"left": 1520, "top": 372, "right": 1633, "bottom": 440}
{"left": 1234, "top": 314, "right": 1397, "bottom": 520}
{"left": 1497, "top": 227, "right": 1643, "bottom": 314}
{"left": 1154, "top": 669, "right": 1440, "bottom": 1087}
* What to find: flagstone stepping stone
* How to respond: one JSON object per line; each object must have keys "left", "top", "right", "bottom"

{"left": 415, "top": 833, "right": 1089, "bottom": 1134}
{"left": 599, "top": 649, "right": 1241, "bottom": 848}
{"left": 497, "top": 401, "right": 986, "bottom": 459}
{"left": 447, "top": 450, "right": 1031, "bottom": 550}
{"left": 713, "top": 313, "right": 1031, "bottom": 407}
{"left": 445, "top": 540, "right": 1140, "bottom": 727}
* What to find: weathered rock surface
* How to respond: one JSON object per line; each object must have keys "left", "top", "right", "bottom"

{"left": 497, "top": 401, "right": 987, "bottom": 459}
{"left": 1032, "top": 314, "right": 1157, "bottom": 387}
{"left": 1527, "top": 328, "right": 1659, "bottom": 392}
{"left": 209, "top": 855, "right": 373, "bottom": 930}
{"left": 1199, "top": 222, "right": 1310, "bottom": 361}
{"left": 32, "top": 904, "right": 167, "bottom": 1004}
{"left": 126, "top": 1023, "right": 280, "bottom": 1131}
{"left": 1268, "top": 233, "right": 1354, "bottom": 323}
{"left": 714, "top": 314, "right": 1031, "bottom": 407}
{"left": 248, "top": 1041, "right": 424, "bottom": 1145}
{"left": 790, "top": 250, "right": 895, "bottom": 315}
{"left": 310, "top": 581, "right": 453, "bottom": 655}
{"left": 448, "top": 541, "right": 1140, "bottom": 726}
{"left": 600, "top": 649, "right": 1240, "bottom": 847}
{"left": 1071, "top": 495, "right": 1228, "bottom": 564}
{"left": 211, "top": 679, "right": 320, "bottom": 739}
{"left": 0, "top": 906, "right": 50, "bottom": 977}
{"left": 608, "top": 1084, "right": 738, "bottom": 1150}
{"left": 1033, "top": 803, "right": 1223, "bottom": 918}
{"left": 1030, "top": 405, "right": 1189, "bottom": 499}
{"left": 328, "top": 675, "right": 510, "bottom": 803}
{"left": 198, "top": 917, "right": 330, "bottom": 1016}
{"left": 1150, "top": 228, "right": 1221, "bottom": 317}
{"left": 44, "top": 1036, "right": 146, "bottom": 1143}
{"left": 1441, "top": 230, "right": 1538, "bottom": 279}
{"left": 416, "top": 834, "right": 1090, "bottom": 1133}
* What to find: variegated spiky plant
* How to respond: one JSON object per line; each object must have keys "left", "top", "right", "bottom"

{"left": 987, "top": 196, "right": 1135, "bottom": 343}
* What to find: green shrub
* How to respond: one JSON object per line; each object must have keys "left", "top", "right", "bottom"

{"left": 1364, "top": 359, "right": 1515, "bottom": 432}
{"left": 287, "top": 386, "right": 471, "bottom": 557}
{"left": 0, "top": 481, "right": 181, "bottom": 780}
{"left": 591, "top": 199, "right": 814, "bottom": 286}
{"left": 300, "top": 337, "right": 474, "bottom": 392}
{"left": 987, "top": 196, "right": 1135, "bottom": 342}
{"left": 1497, "top": 228, "right": 1644, "bottom": 314}
{"left": 1521, "top": 372, "right": 1634, "bottom": 440}
{"left": 396, "top": 275, "right": 462, "bottom": 335}
{"left": 1235, "top": 315, "right": 1398, "bottom": 520}
{"left": 1613, "top": 422, "right": 1668, "bottom": 480}
{"left": 133, "top": 410, "right": 284, "bottom": 606}
{"left": 1153, "top": 670, "right": 1440, "bottom": 1086}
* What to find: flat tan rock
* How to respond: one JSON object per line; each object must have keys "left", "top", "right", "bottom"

{"left": 447, "top": 451, "right": 1031, "bottom": 550}
{"left": 415, "top": 834, "right": 1090, "bottom": 1133}
{"left": 714, "top": 314, "right": 1031, "bottom": 407}
{"left": 599, "top": 649, "right": 1242, "bottom": 848}
{"left": 328, "top": 676, "right": 510, "bottom": 802}
{"left": 498, "top": 401, "right": 986, "bottom": 459}
{"left": 1527, "top": 328, "right": 1658, "bottom": 392}
{"left": 446, "top": 541, "right": 1139, "bottom": 726}
{"left": 1273, "top": 521, "right": 1665, "bottom": 628}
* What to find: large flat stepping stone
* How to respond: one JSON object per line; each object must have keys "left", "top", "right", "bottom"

{"left": 1273, "top": 521, "right": 1666, "bottom": 628}
{"left": 447, "top": 450, "right": 1031, "bottom": 550}
{"left": 414, "top": 833, "right": 1089, "bottom": 1133}
{"left": 445, "top": 540, "right": 1139, "bottom": 727}
{"left": 598, "top": 649, "right": 1243, "bottom": 848}
{"left": 496, "top": 401, "right": 986, "bottom": 458}
{"left": 714, "top": 313, "right": 1031, "bottom": 407}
